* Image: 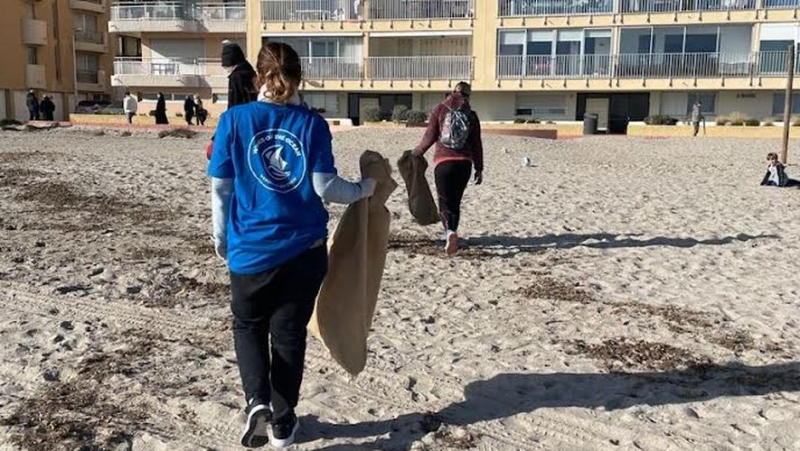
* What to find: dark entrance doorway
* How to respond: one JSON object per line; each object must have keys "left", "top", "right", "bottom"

{"left": 576, "top": 93, "right": 651, "bottom": 122}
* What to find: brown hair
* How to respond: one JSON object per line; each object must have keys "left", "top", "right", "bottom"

{"left": 767, "top": 152, "right": 778, "bottom": 160}
{"left": 256, "top": 42, "right": 302, "bottom": 104}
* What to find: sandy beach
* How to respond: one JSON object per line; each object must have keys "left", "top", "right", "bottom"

{"left": 0, "top": 127, "right": 799, "bottom": 450}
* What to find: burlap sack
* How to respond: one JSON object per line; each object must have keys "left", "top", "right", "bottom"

{"left": 308, "top": 150, "right": 398, "bottom": 377}
{"left": 397, "top": 150, "right": 440, "bottom": 226}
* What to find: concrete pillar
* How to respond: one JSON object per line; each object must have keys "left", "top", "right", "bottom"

{"left": 649, "top": 92, "right": 661, "bottom": 116}
{"left": 246, "top": 0, "right": 263, "bottom": 64}
{"left": 472, "top": 0, "right": 497, "bottom": 91}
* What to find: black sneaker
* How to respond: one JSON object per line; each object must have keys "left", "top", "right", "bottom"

{"left": 240, "top": 402, "right": 272, "bottom": 448}
{"left": 269, "top": 413, "right": 300, "bottom": 448}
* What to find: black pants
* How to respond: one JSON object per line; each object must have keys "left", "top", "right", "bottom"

{"left": 434, "top": 160, "right": 472, "bottom": 232}
{"left": 230, "top": 245, "right": 328, "bottom": 421}
{"left": 126, "top": 113, "right": 135, "bottom": 124}
{"left": 692, "top": 121, "right": 700, "bottom": 136}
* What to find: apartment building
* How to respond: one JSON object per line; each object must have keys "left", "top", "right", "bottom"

{"left": 1, "top": 0, "right": 112, "bottom": 122}
{"left": 108, "top": 0, "right": 247, "bottom": 118}
{"left": 248, "top": 0, "right": 800, "bottom": 125}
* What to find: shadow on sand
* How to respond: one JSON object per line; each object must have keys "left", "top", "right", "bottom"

{"left": 301, "top": 362, "right": 799, "bottom": 449}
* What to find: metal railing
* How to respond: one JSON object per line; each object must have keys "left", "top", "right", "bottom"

{"left": 620, "top": 0, "right": 756, "bottom": 13}
{"left": 496, "top": 51, "right": 800, "bottom": 79}
{"left": 498, "top": 0, "right": 612, "bottom": 17}
{"left": 77, "top": 70, "right": 100, "bottom": 84}
{"left": 197, "top": 3, "right": 246, "bottom": 20}
{"left": 301, "top": 57, "right": 363, "bottom": 79}
{"left": 75, "top": 29, "right": 104, "bottom": 44}
{"left": 368, "top": 56, "right": 473, "bottom": 80}
{"left": 261, "top": 0, "right": 356, "bottom": 21}
{"left": 763, "top": 0, "right": 800, "bottom": 7}
{"left": 369, "top": 0, "right": 474, "bottom": 20}
{"left": 111, "top": 1, "right": 245, "bottom": 21}
{"left": 497, "top": 54, "right": 613, "bottom": 78}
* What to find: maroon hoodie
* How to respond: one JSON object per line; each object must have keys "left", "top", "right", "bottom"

{"left": 413, "top": 93, "right": 484, "bottom": 173}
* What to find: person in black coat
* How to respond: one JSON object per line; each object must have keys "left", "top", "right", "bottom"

{"left": 40, "top": 96, "right": 56, "bottom": 121}
{"left": 26, "top": 90, "right": 40, "bottom": 121}
{"left": 221, "top": 42, "right": 257, "bottom": 108}
{"left": 183, "top": 96, "right": 196, "bottom": 125}
{"left": 155, "top": 93, "right": 169, "bottom": 125}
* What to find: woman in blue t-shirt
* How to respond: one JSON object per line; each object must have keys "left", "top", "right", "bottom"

{"left": 208, "top": 42, "right": 376, "bottom": 448}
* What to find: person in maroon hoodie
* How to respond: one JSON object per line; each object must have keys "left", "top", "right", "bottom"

{"left": 413, "top": 82, "right": 483, "bottom": 256}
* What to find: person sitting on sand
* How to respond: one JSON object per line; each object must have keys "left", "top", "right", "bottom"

{"left": 413, "top": 81, "right": 484, "bottom": 256}
{"left": 761, "top": 153, "right": 800, "bottom": 187}
{"left": 208, "top": 42, "right": 376, "bottom": 449}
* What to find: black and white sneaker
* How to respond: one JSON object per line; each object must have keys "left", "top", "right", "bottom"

{"left": 240, "top": 402, "right": 272, "bottom": 448}
{"left": 269, "top": 413, "right": 300, "bottom": 448}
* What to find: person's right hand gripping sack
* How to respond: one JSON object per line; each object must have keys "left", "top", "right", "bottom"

{"left": 397, "top": 150, "right": 439, "bottom": 226}
{"left": 309, "top": 150, "right": 398, "bottom": 377}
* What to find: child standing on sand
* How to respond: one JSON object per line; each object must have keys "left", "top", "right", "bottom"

{"left": 761, "top": 153, "right": 799, "bottom": 187}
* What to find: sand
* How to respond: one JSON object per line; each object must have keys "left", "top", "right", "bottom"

{"left": 0, "top": 126, "right": 799, "bottom": 450}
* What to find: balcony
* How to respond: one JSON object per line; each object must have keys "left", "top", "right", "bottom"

{"left": 109, "top": 2, "right": 245, "bottom": 34}
{"left": 112, "top": 57, "right": 232, "bottom": 88}
{"left": 75, "top": 30, "right": 107, "bottom": 53}
{"left": 763, "top": 0, "right": 800, "bottom": 8}
{"left": 302, "top": 57, "right": 363, "bottom": 80}
{"left": 26, "top": 64, "right": 46, "bottom": 89}
{"left": 369, "top": 0, "right": 474, "bottom": 19}
{"left": 498, "top": 0, "right": 613, "bottom": 17}
{"left": 367, "top": 56, "right": 473, "bottom": 80}
{"left": 262, "top": 0, "right": 474, "bottom": 21}
{"left": 22, "top": 19, "right": 48, "bottom": 46}
{"left": 497, "top": 51, "right": 800, "bottom": 80}
{"left": 71, "top": 0, "right": 106, "bottom": 13}
{"left": 619, "top": 0, "right": 756, "bottom": 13}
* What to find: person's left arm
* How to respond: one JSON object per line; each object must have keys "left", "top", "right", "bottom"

{"left": 207, "top": 112, "right": 236, "bottom": 260}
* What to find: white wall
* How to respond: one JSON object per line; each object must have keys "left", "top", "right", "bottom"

{"left": 660, "top": 92, "right": 689, "bottom": 116}
{"left": 12, "top": 91, "right": 29, "bottom": 122}
{"left": 717, "top": 91, "right": 774, "bottom": 120}
{"left": 470, "top": 92, "right": 516, "bottom": 121}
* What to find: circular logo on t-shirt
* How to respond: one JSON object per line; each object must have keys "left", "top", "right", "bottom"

{"left": 247, "top": 129, "right": 307, "bottom": 193}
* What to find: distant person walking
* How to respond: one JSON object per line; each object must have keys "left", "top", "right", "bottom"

{"left": 40, "top": 96, "right": 56, "bottom": 121}
{"left": 195, "top": 95, "right": 207, "bottom": 126}
{"left": 123, "top": 92, "right": 138, "bottom": 124}
{"left": 413, "top": 82, "right": 484, "bottom": 256}
{"left": 184, "top": 95, "right": 196, "bottom": 125}
{"left": 26, "top": 90, "right": 40, "bottom": 121}
{"left": 691, "top": 101, "right": 704, "bottom": 137}
{"left": 155, "top": 93, "right": 169, "bottom": 125}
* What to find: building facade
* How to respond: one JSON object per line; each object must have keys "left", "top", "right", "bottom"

{"left": 1, "top": 0, "right": 112, "bottom": 122}
{"left": 248, "top": 0, "right": 800, "bottom": 125}
{"left": 108, "top": 0, "right": 247, "bottom": 120}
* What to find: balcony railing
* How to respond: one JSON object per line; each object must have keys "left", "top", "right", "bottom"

{"left": 77, "top": 70, "right": 100, "bottom": 84}
{"left": 620, "top": 0, "right": 756, "bottom": 13}
{"left": 763, "top": 0, "right": 800, "bottom": 8}
{"left": 498, "top": 0, "right": 612, "bottom": 17}
{"left": 75, "top": 29, "right": 104, "bottom": 44}
{"left": 369, "top": 0, "right": 474, "bottom": 20}
{"left": 497, "top": 51, "right": 800, "bottom": 79}
{"left": 498, "top": 54, "right": 613, "bottom": 78}
{"left": 261, "top": 0, "right": 356, "bottom": 21}
{"left": 111, "top": 2, "right": 245, "bottom": 21}
{"left": 302, "top": 57, "right": 363, "bottom": 79}
{"left": 261, "top": 0, "right": 474, "bottom": 21}
{"left": 368, "top": 56, "right": 473, "bottom": 80}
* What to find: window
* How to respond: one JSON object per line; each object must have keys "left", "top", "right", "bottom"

{"left": 304, "top": 92, "right": 339, "bottom": 114}
{"left": 498, "top": 31, "right": 524, "bottom": 56}
{"left": 27, "top": 47, "right": 38, "bottom": 65}
{"left": 772, "top": 93, "right": 800, "bottom": 116}
{"left": 687, "top": 93, "right": 716, "bottom": 115}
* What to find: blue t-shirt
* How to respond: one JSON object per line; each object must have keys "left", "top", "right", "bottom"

{"left": 208, "top": 101, "right": 336, "bottom": 275}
